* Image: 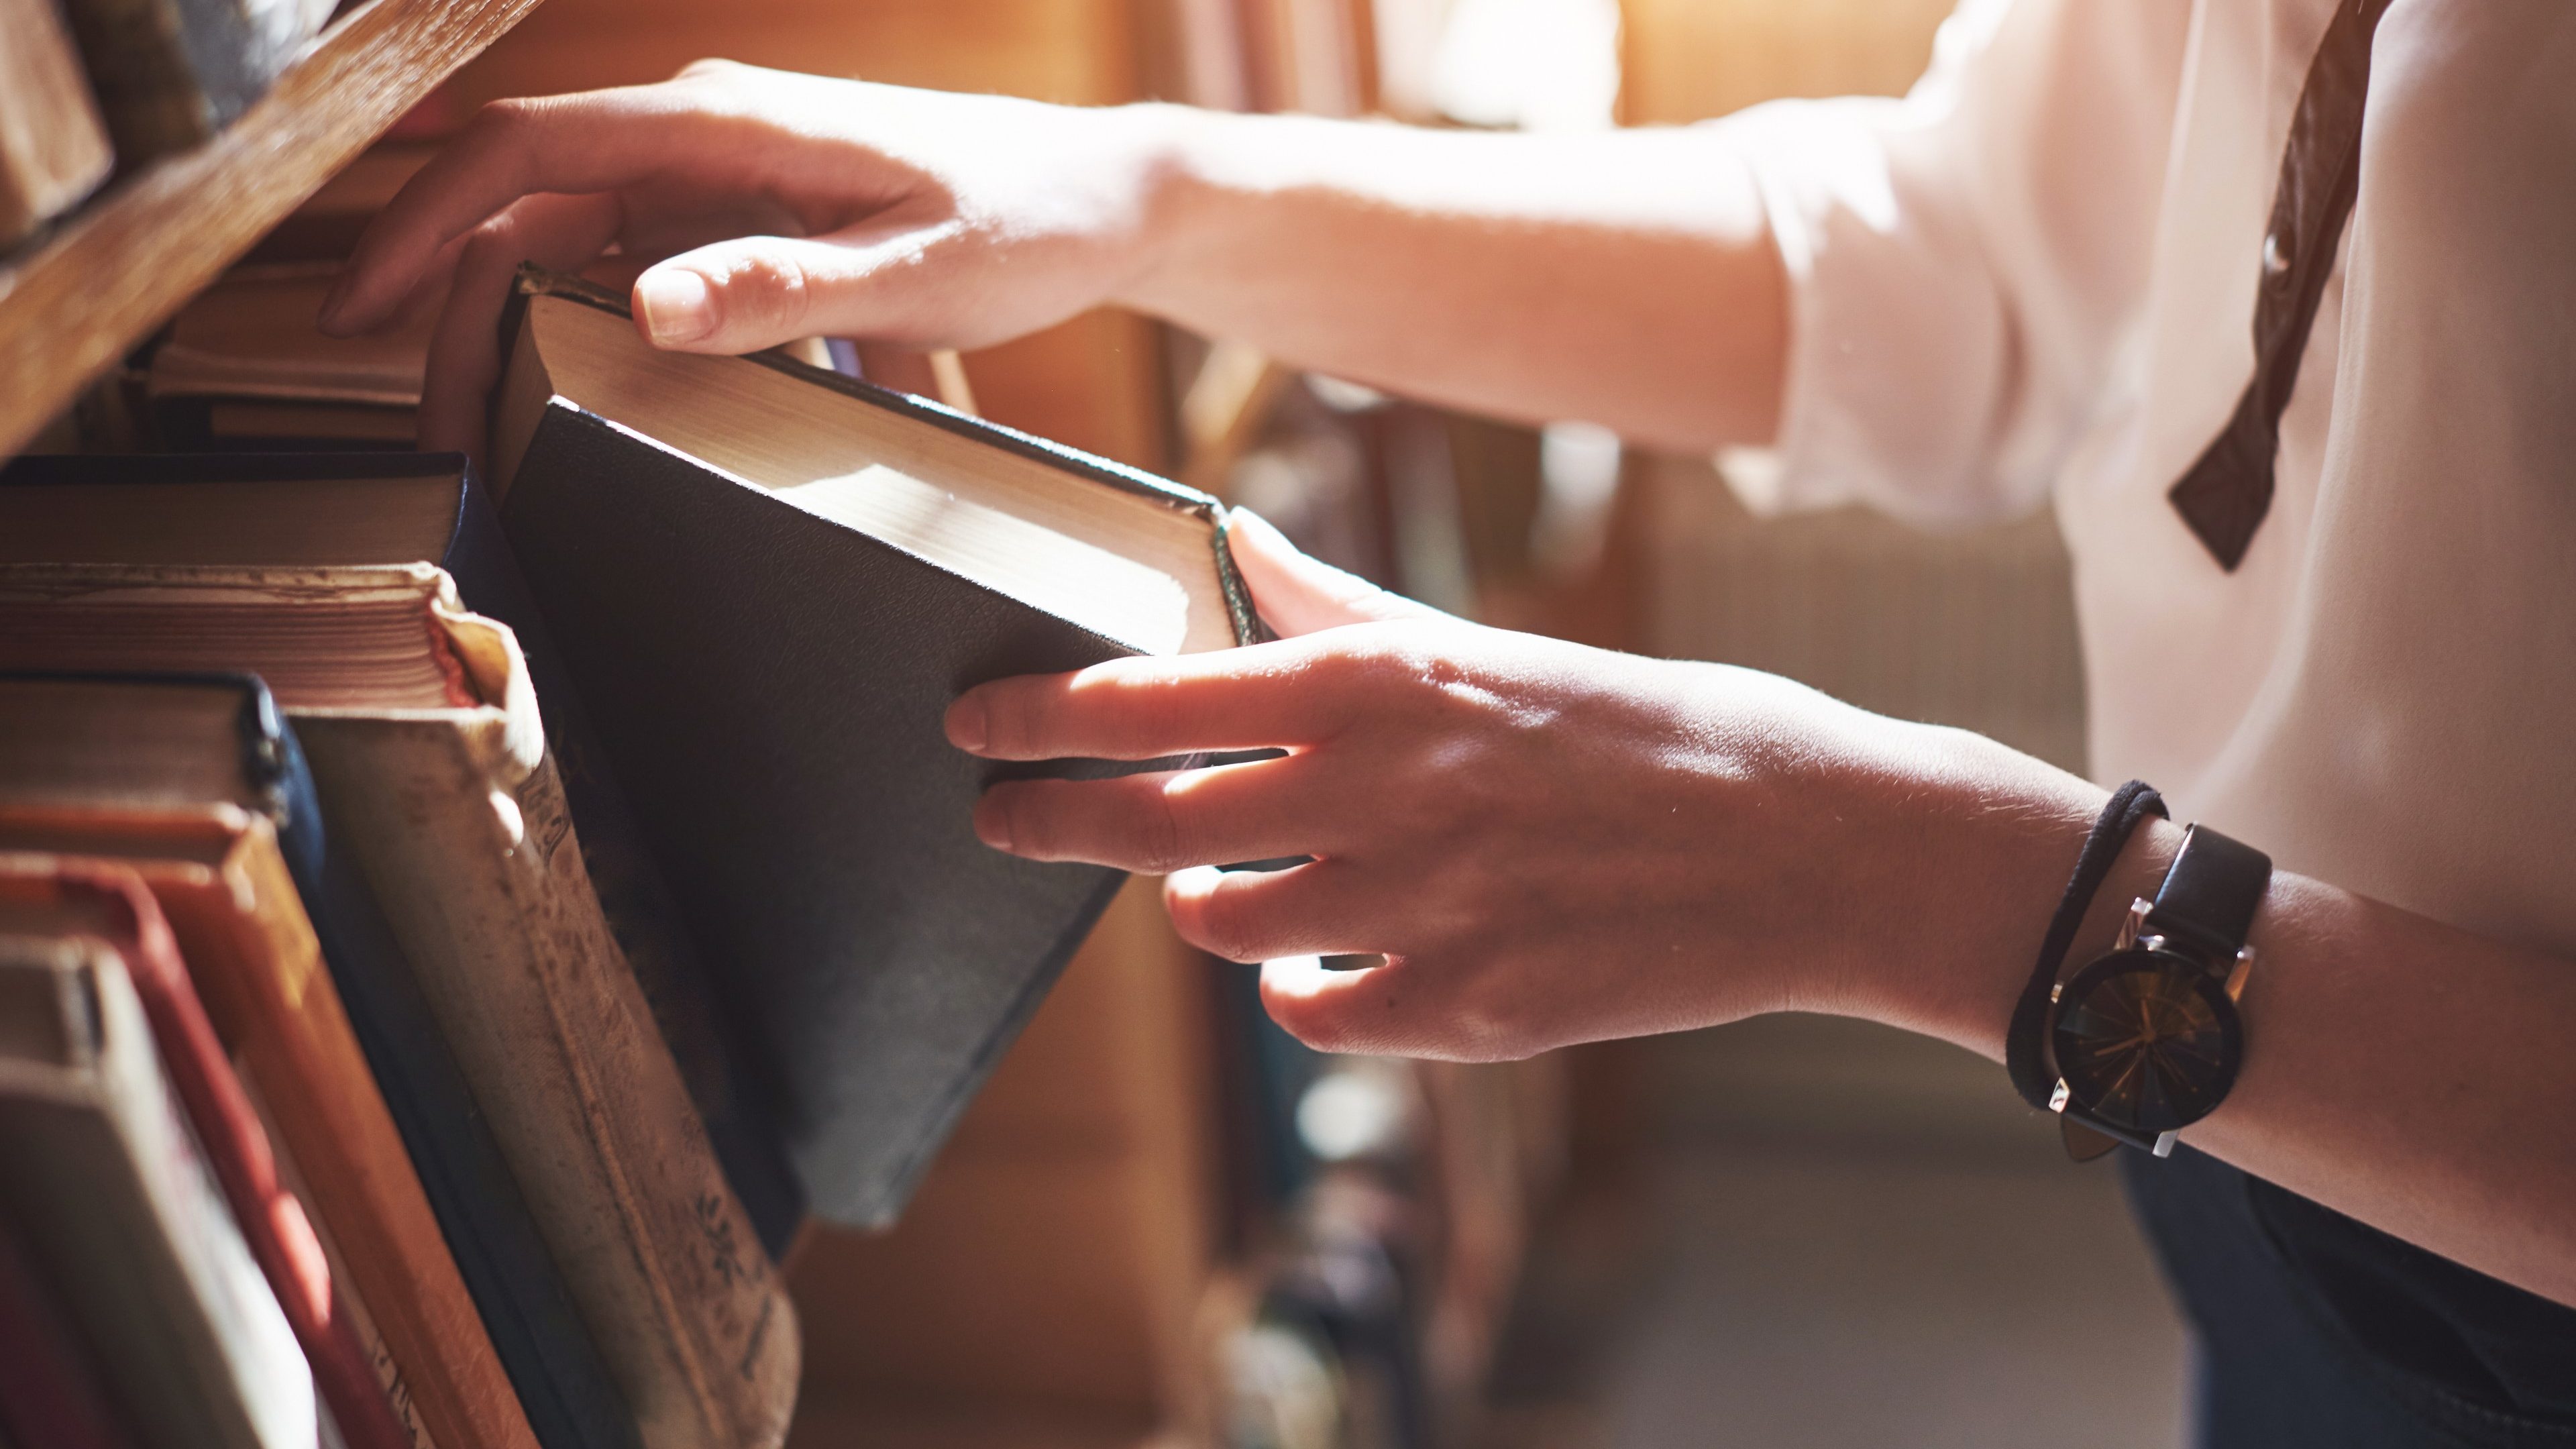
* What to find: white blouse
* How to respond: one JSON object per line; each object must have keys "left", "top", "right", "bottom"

{"left": 1722, "top": 0, "right": 2576, "bottom": 957}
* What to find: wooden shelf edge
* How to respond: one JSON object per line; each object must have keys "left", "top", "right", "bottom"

{"left": 0, "top": 0, "right": 543, "bottom": 458}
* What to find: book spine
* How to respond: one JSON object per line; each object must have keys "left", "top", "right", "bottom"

{"left": 168, "top": 822, "right": 547, "bottom": 1449}
{"left": 0, "top": 934, "right": 313, "bottom": 1449}
{"left": 0, "top": 0, "right": 114, "bottom": 246}
{"left": 147, "top": 664, "right": 630, "bottom": 1449}
{"left": 56, "top": 0, "right": 311, "bottom": 162}
{"left": 294, "top": 714, "right": 800, "bottom": 1449}
{"left": 302, "top": 822, "right": 643, "bottom": 1449}
{"left": 33, "top": 866, "right": 413, "bottom": 1449}
{"left": 56, "top": 0, "right": 218, "bottom": 159}
{"left": 439, "top": 468, "right": 806, "bottom": 1256}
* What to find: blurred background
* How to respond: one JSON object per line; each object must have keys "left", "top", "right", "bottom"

{"left": 44, "top": 0, "right": 2194, "bottom": 1444}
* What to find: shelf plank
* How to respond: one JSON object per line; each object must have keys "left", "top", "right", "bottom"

{"left": 0, "top": 0, "right": 542, "bottom": 458}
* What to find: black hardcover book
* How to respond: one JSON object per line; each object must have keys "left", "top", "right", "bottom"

{"left": 486, "top": 268, "right": 1256, "bottom": 1225}
{"left": 0, "top": 668, "right": 636, "bottom": 1449}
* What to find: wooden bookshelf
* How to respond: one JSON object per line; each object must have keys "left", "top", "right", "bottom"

{"left": 0, "top": 0, "right": 545, "bottom": 460}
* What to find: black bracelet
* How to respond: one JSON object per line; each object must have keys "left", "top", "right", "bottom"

{"left": 2003, "top": 780, "right": 2168, "bottom": 1112}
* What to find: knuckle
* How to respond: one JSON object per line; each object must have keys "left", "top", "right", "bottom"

{"left": 463, "top": 209, "right": 523, "bottom": 255}
{"left": 1447, "top": 982, "right": 1542, "bottom": 1062}
{"left": 1336, "top": 635, "right": 1422, "bottom": 693}
{"left": 673, "top": 56, "right": 745, "bottom": 83}
{"left": 453, "top": 217, "right": 534, "bottom": 289}
{"left": 705, "top": 241, "right": 814, "bottom": 333}
{"left": 1175, "top": 880, "right": 1266, "bottom": 962}
{"left": 1134, "top": 784, "right": 1193, "bottom": 875}
{"left": 470, "top": 96, "right": 539, "bottom": 143}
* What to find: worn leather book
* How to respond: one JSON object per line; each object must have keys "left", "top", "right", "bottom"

{"left": 0, "top": 669, "right": 636, "bottom": 1449}
{"left": 0, "top": 858, "right": 410, "bottom": 1449}
{"left": 145, "top": 266, "right": 430, "bottom": 447}
{"left": 0, "top": 455, "right": 806, "bottom": 1252}
{"left": 53, "top": 0, "right": 329, "bottom": 162}
{"left": 0, "top": 567, "right": 801, "bottom": 1449}
{"left": 491, "top": 268, "right": 1257, "bottom": 1226}
{"left": 0, "top": 792, "right": 542, "bottom": 1449}
{"left": 0, "top": 877, "right": 313, "bottom": 1449}
{"left": 0, "top": 0, "right": 113, "bottom": 248}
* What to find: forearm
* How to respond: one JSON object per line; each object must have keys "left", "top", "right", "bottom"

{"left": 943, "top": 516, "right": 2576, "bottom": 1301}
{"left": 1122, "top": 107, "right": 1787, "bottom": 453}
{"left": 1858, "top": 763, "right": 2576, "bottom": 1308}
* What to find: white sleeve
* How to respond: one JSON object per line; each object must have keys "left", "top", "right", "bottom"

{"left": 1711, "top": 0, "right": 2191, "bottom": 527}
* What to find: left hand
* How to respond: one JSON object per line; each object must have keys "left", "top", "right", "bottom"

{"left": 945, "top": 512, "right": 2102, "bottom": 1061}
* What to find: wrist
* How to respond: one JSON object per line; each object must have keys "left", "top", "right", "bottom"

{"left": 2068, "top": 816, "right": 2187, "bottom": 977}
{"left": 1823, "top": 727, "right": 2137, "bottom": 1062}
{"left": 1114, "top": 102, "right": 1232, "bottom": 315}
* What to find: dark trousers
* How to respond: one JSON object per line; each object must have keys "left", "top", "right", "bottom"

{"left": 2123, "top": 1148, "right": 2576, "bottom": 1448}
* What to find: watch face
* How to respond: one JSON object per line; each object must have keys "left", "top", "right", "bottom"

{"left": 2051, "top": 949, "right": 2242, "bottom": 1134}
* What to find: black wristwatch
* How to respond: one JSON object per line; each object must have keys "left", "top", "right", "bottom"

{"left": 2046, "top": 823, "right": 2273, "bottom": 1159}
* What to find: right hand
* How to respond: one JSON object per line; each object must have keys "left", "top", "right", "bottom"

{"left": 319, "top": 61, "right": 1179, "bottom": 453}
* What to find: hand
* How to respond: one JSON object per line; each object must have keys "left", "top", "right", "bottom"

{"left": 947, "top": 513, "right": 2103, "bottom": 1061}
{"left": 319, "top": 61, "right": 1178, "bottom": 453}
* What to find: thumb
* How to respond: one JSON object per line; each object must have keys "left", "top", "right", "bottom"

{"left": 1226, "top": 508, "right": 1448, "bottom": 638}
{"left": 630, "top": 216, "right": 958, "bottom": 356}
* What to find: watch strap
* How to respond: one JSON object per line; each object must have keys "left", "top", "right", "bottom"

{"left": 2005, "top": 782, "right": 2168, "bottom": 1113}
{"left": 2147, "top": 824, "right": 2273, "bottom": 963}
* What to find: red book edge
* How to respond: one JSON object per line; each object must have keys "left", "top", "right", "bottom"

{"left": 16, "top": 863, "right": 413, "bottom": 1449}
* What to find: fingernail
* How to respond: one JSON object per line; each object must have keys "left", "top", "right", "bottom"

{"left": 635, "top": 268, "right": 714, "bottom": 345}
{"left": 973, "top": 796, "right": 1013, "bottom": 851}
{"left": 317, "top": 273, "right": 355, "bottom": 332}
{"left": 945, "top": 696, "right": 988, "bottom": 753}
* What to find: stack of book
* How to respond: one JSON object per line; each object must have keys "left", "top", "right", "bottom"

{"left": 0, "top": 266, "right": 1260, "bottom": 1449}
{"left": 2, "top": 0, "right": 343, "bottom": 253}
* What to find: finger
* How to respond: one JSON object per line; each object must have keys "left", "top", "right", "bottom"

{"left": 1258, "top": 953, "right": 1421, "bottom": 1051}
{"left": 1164, "top": 863, "right": 1391, "bottom": 963}
{"left": 945, "top": 639, "right": 1363, "bottom": 762}
{"left": 1258, "top": 954, "right": 1525, "bottom": 1061}
{"left": 415, "top": 193, "right": 624, "bottom": 457}
{"left": 323, "top": 85, "right": 749, "bottom": 334}
{"left": 1226, "top": 508, "right": 1446, "bottom": 638}
{"left": 973, "top": 755, "right": 1337, "bottom": 873}
{"left": 627, "top": 210, "right": 967, "bottom": 355}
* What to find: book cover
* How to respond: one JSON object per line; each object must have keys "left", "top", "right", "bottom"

{"left": 0, "top": 667, "right": 638, "bottom": 1449}
{"left": 492, "top": 269, "right": 1258, "bottom": 1228}
{"left": 0, "top": 798, "right": 543, "bottom": 1449}
{"left": 54, "top": 0, "right": 327, "bottom": 162}
{"left": 146, "top": 265, "right": 429, "bottom": 449}
{"left": 1, "top": 282, "right": 1268, "bottom": 1243}
{"left": 0, "top": 894, "right": 313, "bottom": 1449}
{"left": 0, "top": 567, "right": 801, "bottom": 1449}
{"left": 0, "top": 0, "right": 113, "bottom": 248}
{"left": 0, "top": 453, "right": 808, "bottom": 1254}
{"left": 0, "top": 857, "right": 409, "bottom": 1449}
